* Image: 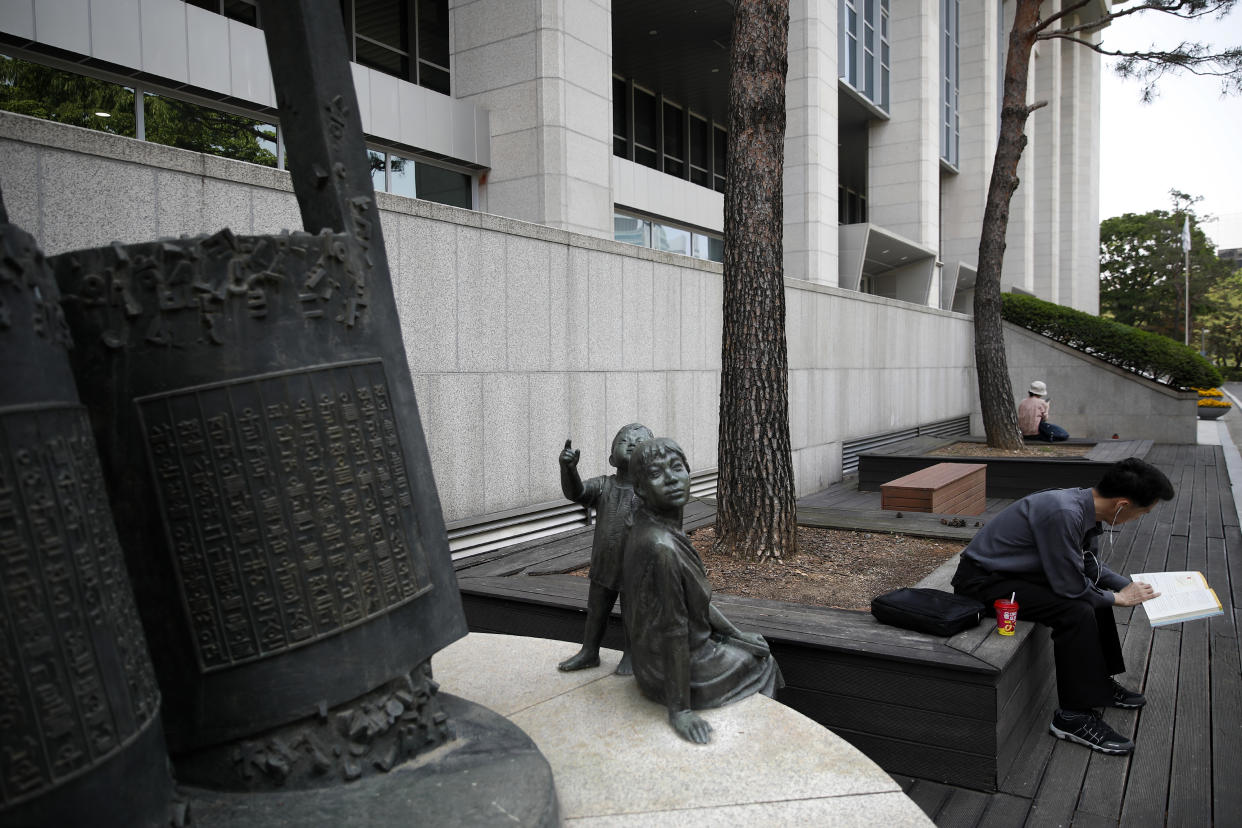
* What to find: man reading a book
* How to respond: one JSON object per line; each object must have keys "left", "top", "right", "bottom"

{"left": 951, "top": 457, "right": 1175, "bottom": 756}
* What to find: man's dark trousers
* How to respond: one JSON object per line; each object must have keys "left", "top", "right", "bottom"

{"left": 953, "top": 556, "right": 1124, "bottom": 710}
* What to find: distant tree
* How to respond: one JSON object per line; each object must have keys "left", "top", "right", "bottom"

{"left": 0, "top": 54, "right": 137, "bottom": 135}
{"left": 974, "top": 0, "right": 1242, "bottom": 449}
{"left": 0, "top": 55, "right": 276, "bottom": 167}
{"left": 1202, "top": 269, "right": 1242, "bottom": 369}
{"left": 715, "top": 0, "right": 797, "bottom": 562}
{"left": 1099, "top": 191, "right": 1233, "bottom": 340}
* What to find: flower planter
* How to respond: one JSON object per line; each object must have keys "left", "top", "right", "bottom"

{"left": 1198, "top": 407, "right": 1229, "bottom": 420}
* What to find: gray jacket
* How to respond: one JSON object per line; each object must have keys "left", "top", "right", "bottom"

{"left": 961, "top": 487, "right": 1129, "bottom": 608}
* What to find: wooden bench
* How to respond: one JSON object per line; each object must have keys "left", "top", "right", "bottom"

{"left": 881, "top": 462, "right": 986, "bottom": 515}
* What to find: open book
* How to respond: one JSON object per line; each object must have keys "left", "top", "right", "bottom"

{"left": 1130, "top": 571, "right": 1223, "bottom": 627}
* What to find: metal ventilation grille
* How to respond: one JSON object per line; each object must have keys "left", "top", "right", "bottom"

{"left": 447, "top": 467, "right": 719, "bottom": 561}
{"left": 841, "top": 415, "right": 970, "bottom": 475}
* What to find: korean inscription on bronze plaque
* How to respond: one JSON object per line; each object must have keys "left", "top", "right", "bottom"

{"left": 136, "top": 359, "right": 431, "bottom": 673}
{"left": 0, "top": 405, "right": 161, "bottom": 807}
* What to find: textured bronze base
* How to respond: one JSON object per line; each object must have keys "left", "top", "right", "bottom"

{"left": 183, "top": 694, "right": 558, "bottom": 827}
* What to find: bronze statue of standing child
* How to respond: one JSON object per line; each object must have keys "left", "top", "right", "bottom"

{"left": 557, "top": 423, "right": 653, "bottom": 674}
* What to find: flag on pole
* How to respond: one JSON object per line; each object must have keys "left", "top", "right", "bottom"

{"left": 1182, "top": 215, "right": 1191, "bottom": 253}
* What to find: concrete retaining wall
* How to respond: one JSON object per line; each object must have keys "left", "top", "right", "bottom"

{"left": 0, "top": 111, "right": 978, "bottom": 520}
{"left": 1001, "top": 322, "right": 1198, "bottom": 443}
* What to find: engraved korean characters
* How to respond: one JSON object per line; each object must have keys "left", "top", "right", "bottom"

{"left": 137, "top": 361, "right": 429, "bottom": 672}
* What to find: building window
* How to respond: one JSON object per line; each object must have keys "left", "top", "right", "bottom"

{"left": 143, "top": 92, "right": 277, "bottom": 168}
{"left": 0, "top": 54, "right": 137, "bottom": 137}
{"left": 341, "top": 1, "right": 451, "bottom": 94}
{"left": 188, "top": 1, "right": 450, "bottom": 94}
{"left": 1, "top": 54, "right": 475, "bottom": 209}
{"left": 614, "top": 212, "right": 722, "bottom": 263}
{"left": 840, "top": 0, "right": 890, "bottom": 112}
{"left": 369, "top": 147, "right": 474, "bottom": 209}
{"left": 632, "top": 85, "right": 659, "bottom": 169}
{"left": 186, "top": 0, "right": 261, "bottom": 27}
{"left": 940, "top": 0, "right": 960, "bottom": 168}
{"left": 1, "top": 54, "right": 278, "bottom": 168}
{"left": 612, "top": 75, "right": 727, "bottom": 193}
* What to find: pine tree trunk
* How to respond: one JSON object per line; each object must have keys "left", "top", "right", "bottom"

{"left": 715, "top": 0, "right": 797, "bottom": 561}
{"left": 975, "top": 0, "right": 1041, "bottom": 450}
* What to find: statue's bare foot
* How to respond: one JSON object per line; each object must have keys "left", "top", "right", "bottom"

{"left": 557, "top": 649, "right": 600, "bottom": 672}
{"left": 614, "top": 652, "right": 633, "bottom": 676}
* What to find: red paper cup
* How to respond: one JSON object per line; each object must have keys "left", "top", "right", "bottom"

{"left": 994, "top": 598, "right": 1018, "bottom": 636}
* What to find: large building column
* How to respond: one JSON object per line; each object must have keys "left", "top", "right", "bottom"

{"left": 1059, "top": 18, "right": 1101, "bottom": 313}
{"left": 868, "top": 0, "right": 940, "bottom": 250}
{"left": 452, "top": 0, "right": 614, "bottom": 238}
{"left": 1000, "top": 1, "right": 1037, "bottom": 295}
{"left": 1028, "top": 0, "right": 1062, "bottom": 302}
{"left": 940, "top": 0, "right": 1003, "bottom": 275}
{"left": 784, "top": 0, "right": 839, "bottom": 285}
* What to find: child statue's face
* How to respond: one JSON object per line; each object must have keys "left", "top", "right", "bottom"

{"left": 610, "top": 426, "right": 652, "bottom": 469}
{"left": 638, "top": 450, "right": 690, "bottom": 509}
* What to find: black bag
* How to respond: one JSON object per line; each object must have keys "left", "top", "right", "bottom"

{"left": 870, "top": 588, "right": 986, "bottom": 637}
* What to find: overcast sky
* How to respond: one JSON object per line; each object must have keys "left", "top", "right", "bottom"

{"left": 1097, "top": 6, "right": 1242, "bottom": 251}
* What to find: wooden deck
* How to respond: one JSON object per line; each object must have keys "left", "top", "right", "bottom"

{"left": 453, "top": 442, "right": 1241, "bottom": 825}
{"left": 891, "top": 443, "right": 1242, "bottom": 827}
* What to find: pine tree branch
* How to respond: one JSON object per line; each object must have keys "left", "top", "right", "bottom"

{"left": 1038, "top": 1, "right": 1237, "bottom": 39}
{"left": 1035, "top": 0, "right": 1094, "bottom": 33}
{"left": 1040, "top": 34, "right": 1242, "bottom": 83}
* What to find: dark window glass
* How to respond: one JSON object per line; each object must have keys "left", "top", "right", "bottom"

{"left": 144, "top": 92, "right": 276, "bottom": 166}
{"left": 662, "top": 101, "right": 684, "bottom": 176}
{"left": 355, "top": 0, "right": 406, "bottom": 51}
{"left": 613, "top": 76, "right": 627, "bottom": 149}
{"left": 614, "top": 136, "right": 628, "bottom": 157}
{"left": 417, "top": 0, "right": 450, "bottom": 69}
{"left": 707, "top": 236, "right": 724, "bottom": 262}
{"left": 186, "top": 0, "right": 217, "bottom": 13}
{"left": 713, "top": 126, "right": 727, "bottom": 190}
{"left": 415, "top": 162, "right": 471, "bottom": 208}
{"left": 419, "top": 64, "right": 450, "bottom": 94}
{"left": 0, "top": 55, "right": 137, "bottom": 138}
{"left": 223, "top": 0, "right": 259, "bottom": 26}
{"left": 635, "top": 146, "right": 658, "bottom": 169}
{"left": 633, "top": 87, "right": 657, "bottom": 152}
{"left": 689, "top": 115, "right": 708, "bottom": 166}
{"left": 357, "top": 40, "right": 407, "bottom": 76}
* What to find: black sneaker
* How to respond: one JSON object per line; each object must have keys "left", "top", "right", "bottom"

{"left": 1049, "top": 709, "right": 1134, "bottom": 755}
{"left": 1110, "top": 679, "right": 1146, "bottom": 709}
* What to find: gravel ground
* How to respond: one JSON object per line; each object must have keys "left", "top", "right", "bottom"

{"left": 568, "top": 524, "right": 964, "bottom": 611}
{"left": 686, "top": 524, "right": 963, "bottom": 611}
{"left": 928, "top": 441, "right": 1092, "bottom": 458}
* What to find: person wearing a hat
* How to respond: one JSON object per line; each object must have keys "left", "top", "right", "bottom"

{"left": 1019, "top": 380, "right": 1068, "bottom": 442}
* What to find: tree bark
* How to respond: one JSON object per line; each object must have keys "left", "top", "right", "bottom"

{"left": 715, "top": 0, "right": 797, "bottom": 561}
{"left": 974, "top": 0, "right": 1041, "bottom": 450}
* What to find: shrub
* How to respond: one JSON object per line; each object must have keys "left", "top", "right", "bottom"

{"left": 1198, "top": 399, "right": 1231, "bottom": 408}
{"left": 1000, "top": 293, "right": 1223, "bottom": 390}
{"left": 1194, "top": 387, "right": 1223, "bottom": 398}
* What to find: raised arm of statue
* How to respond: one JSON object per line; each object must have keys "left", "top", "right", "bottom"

{"left": 559, "top": 439, "right": 585, "bottom": 502}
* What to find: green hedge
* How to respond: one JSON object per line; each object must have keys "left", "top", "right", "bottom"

{"left": 1000, "top": 293, "right": 1222, "bottom": 390}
